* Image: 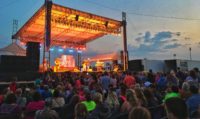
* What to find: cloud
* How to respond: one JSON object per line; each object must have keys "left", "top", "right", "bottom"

{"left": 134, "top": 31, "right": 174, "bottom": 45}
{"left": 152, "top": 31, "right": 173, "bottom": 41}
{"left": 171, "top": 39, "right": 178, "bottom": 42}
{"left": 135, "top": 37, "right": 143, "bottom": 42}
{"left": 175, "top": 32, "right": 181, "bottom": 36}
{"left": 144, "top": 31, "right": 151, "bottom": 42}
{"left": 159, "top": 39, "right": 178, "bottom": 46}
{"left": 163, "top": 43, "right": 182, "bottom": 49}
{"left": 197, "top": 42, "right": 200, "bottom": 48}
{"left": 129, "top": 31, "right": 182, "bottom": 57}
{"left": 184, "top": 37, "right": 191, "bottom": 41}
{"left": 183, "top": 43, "right": 191, "bottom": 47}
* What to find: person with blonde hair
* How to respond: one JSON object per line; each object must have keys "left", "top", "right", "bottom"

{"left": 129, "top": 107, "right": 151, "bottom": 119}
{"left": 75, "top": 103, "right": 88, "bottom": 119}
{"left": 121, "top": 89, "right": 139, "bottom": 112}
{"left": 134, "top": 87, "right": 148, "bottom": 107}
{"left": 105, "top": 85, "right": 120, "bottom": 110}
{"left": 88, "top": 92, "right": 111, "bottom": 119}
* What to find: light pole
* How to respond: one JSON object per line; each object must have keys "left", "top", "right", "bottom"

{"left": 173, "top": 54, "right": 176, "bottom": 59}
{"left": 189, "top": 47, "right": 192, "bottom": 60}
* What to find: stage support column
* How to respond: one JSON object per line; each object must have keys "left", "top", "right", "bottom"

{"left": 43, "top": 0, "right": 52, "bottom": 71}
{"left": 122, "top": 12, "right": 129, "bottom": 71}
{"left": 77, "top": 52, "right": 81, "bottom": 70}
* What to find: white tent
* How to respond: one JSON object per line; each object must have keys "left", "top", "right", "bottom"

{"left": 0, "top": 42, "right": 26, "bottom": 56}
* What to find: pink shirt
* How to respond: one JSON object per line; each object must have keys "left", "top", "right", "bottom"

{"left": 26, "top": 100, "right": 45, "bottom": 112}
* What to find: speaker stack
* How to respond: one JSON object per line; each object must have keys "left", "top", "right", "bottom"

{"left": 26, "top": 42, "right": 40, "bottom": 71}
{"left": 128, "top": 60, "right": 144, "bottom": 72}
{"left": 0, "top": 55, "right": 30, "bottom": 72}
{"left": 0, "top": 42, "right": 40, "bottom": 73}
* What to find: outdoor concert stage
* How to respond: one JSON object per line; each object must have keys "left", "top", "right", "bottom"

{"left": 9, "top": 0, "right": 127, "bottom": 73}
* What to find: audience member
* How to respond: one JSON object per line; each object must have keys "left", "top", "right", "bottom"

{"left": 51, "top": 89, "right": 65, "bottom": 108}
{"left": 75, "top": 103, "right": 88, "bottom": 119}
{"left": 165, "top": 97, "right": 188, "bottom": 119}
{"left": 88, "top": 92, "right": 111, "bottom": 119}
{"left": 129, "top": 107, "right": 151, "bottom": 119}
{"left": 35, "top": 98, "right": 59, "bottom": 119}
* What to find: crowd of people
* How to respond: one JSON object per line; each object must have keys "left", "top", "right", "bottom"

{"left": 0, "top": 67, "right": 199, "bottom": 119}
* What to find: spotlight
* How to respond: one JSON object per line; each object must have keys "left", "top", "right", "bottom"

{"left": 20, "top": 42, "right": 25, "bottom": 46}
{"left": 82, "top": 47, "right": 86, "bottom": 50}
{"left": 69, "top": 49, "right": 73, "bottom": 53}
{"left": 58, "top": 48, "right": 64, "bottom": 52}
{"left": 77, "top": 50, "right": 82, "bottom": 53}
{"left": 50, "top": 48, "right": 54, "bottom": 51}
{"left": 62, "top": 45, "right": 67, "bottom": 49}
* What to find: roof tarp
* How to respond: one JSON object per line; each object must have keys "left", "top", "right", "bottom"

{"left": 13, "top": 3, "right": 122, "bottom": 48}
{"left": 0, "top": 42, "right": 26, "bottom": 56}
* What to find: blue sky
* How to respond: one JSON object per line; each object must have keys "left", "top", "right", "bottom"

{"left": 1, "top": 0, "right": 200, "bottom": 62}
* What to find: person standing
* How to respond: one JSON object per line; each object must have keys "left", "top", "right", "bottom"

{"left": 123, "top": 72, "right": 136, "bottom": 88}
{"left": 100, "top": 72, "right": 111, "bottom": 94}
{"left": 35, "top": 98, "right": 59, "bottom": 119}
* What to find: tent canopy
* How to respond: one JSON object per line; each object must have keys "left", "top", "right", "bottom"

{"left": 13, "top": 3, "right": 122, "bottom": 48}
{"left": 0, "top": 42, "right": 26, "bottom": 56}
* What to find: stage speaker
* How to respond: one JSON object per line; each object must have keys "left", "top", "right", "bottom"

{"left": 0, "top": 55, "right": 31, "bottom": 72}
{"left": 165, "top": 60, "right": 177, "bottom": 72}
{"left": 128, "top": 60, "right": 144, "bottom": 72}
{"left": 26, "top": 42, "right": 40, "bottom": 71}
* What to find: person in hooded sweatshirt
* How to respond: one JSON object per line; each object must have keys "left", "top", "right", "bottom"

{"left": 0, "top": 93, "right": 21, "bottom": 115}
{"left": 88, "top": 92, "right": 111, "bottom": 119}
{"left": 35, "top": 98, "right": 59, "bottom": 119}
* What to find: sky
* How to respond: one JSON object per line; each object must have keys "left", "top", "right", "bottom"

{"left": 1, "top": 0, "right": 200, "bottom": 63}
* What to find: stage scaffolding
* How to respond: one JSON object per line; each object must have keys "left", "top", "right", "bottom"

{"left": 13, "top": 0, "right": 129, "bottom": 71}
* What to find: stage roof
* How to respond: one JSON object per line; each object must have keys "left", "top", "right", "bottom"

{"left": 13, "top": 3, "right": 122, "bottom": 48}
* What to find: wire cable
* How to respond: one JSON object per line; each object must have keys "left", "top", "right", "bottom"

{"left": 127, "top": 12, "right": 200, "bottom": 21}
{"left": 84, "top": 0, "right": 200, "bottom": 21}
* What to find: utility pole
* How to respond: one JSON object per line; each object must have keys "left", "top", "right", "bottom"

{"left": 122, "top": 12, "right": 128, "bottom": 71}
{"left": 173, "top": 54, "right": 176, "bottom": 59}
{"left": 12, "top": 19, "right": 18, "bottom": 43}
{"left": 189, "top": 47, "right": 192, "bottom": 60}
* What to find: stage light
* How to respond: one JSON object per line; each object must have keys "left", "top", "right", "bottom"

{"left": 20, "top": 42, "right": 25, "bottom": 46}
{"left": 62, "top": 45, "right": 67, "bottom": 49}
{"left": 75, "top": 47, "right": 79, "bottom": 50}
{"left": 50, "top": 48, "right": 54, "bottom": 51}
{"left": 58, "top": 48, "right": 64, "bottom": 52}
{"left": 69, "top": 49, "right": 74, "bottom": 53}
{"left": 77, "top": 50, "right": 82, "bottom": 53}
{"left": 82, "top": 47, "right": 86, "bottom": 50}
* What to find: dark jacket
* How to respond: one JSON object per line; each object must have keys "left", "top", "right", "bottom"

{"left": 88, "top": 103, "right": 111, "bottom": 119}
